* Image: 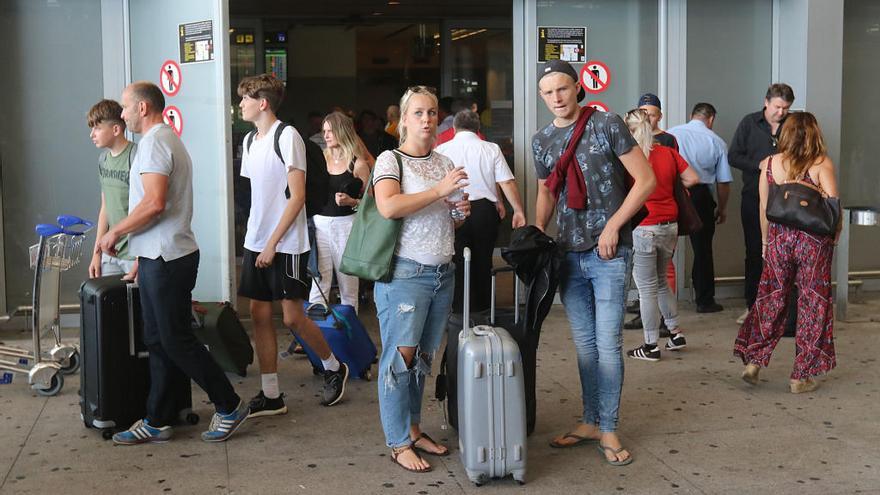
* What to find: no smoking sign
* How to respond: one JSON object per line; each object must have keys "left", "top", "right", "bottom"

{"left": 160, "top": 60, "right": 182, "bottom": 97}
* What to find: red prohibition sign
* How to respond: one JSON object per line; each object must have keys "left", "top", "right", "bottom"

{"left": 579, "top": 60, "right": 611, "bottom": 94}
{"left": 162, "top": 106, "right": 184, "bottom": 137}
{"left": 160, "top": 60, "right": 182, "bottom": 97}
{"left": 585, "top": 100, "right": 609, "bottom": 113}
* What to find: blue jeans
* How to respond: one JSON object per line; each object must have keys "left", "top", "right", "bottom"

{"left": 375, "top": 256, "right": 454, "bottom": 448}
{"left": 558, "top": 247, "right": 632, "bottom": 433}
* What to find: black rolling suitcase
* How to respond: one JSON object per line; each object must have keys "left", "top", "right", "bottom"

{"left": 79, "top": 276, "right": 197, "bottom": 439}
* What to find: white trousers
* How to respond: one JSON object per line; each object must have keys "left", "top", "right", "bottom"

{"left": 309, "top": 214, "right": 359, "bottom": 313}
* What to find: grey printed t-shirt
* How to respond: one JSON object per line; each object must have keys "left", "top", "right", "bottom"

{"left": 128, "top": 124, "right": 198, "bottom": 261}
{"left": 532, "top": 111, "right": 637, "bottom": 252}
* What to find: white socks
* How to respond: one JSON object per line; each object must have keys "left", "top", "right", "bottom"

{"left": 262, "top": 373, "right": 280, "bottom": 399}
{"left": 321, "top": 353, "right": 341, "bottom": 372}
{"left": 262, "top": 356, "right": 338, "bottom": 399}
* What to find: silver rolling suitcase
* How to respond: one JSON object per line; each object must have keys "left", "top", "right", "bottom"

{"left": 457, "top": 248, "right": 527, "bottom": 485}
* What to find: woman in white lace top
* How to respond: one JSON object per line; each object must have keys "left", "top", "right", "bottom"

{"left": 372, "top": 86, "right": 470, "bottom": 473}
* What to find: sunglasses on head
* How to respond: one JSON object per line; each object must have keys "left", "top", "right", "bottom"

{"left": 625, "top": 108, "right": 649, "bottom": 118}
{"left": 406, "top": 85, "right": 437, "bottom": 96}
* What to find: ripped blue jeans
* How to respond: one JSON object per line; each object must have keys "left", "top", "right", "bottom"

{"left": 374, "top": 256, "right": 454, "bottom": 448}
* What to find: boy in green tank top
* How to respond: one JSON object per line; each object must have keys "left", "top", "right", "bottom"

{"left": 87, "top": 99, "right": 138, "bottom": 279}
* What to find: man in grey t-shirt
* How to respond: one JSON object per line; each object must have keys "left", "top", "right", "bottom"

{"left": 98, "top": 81, "right": 248, "bottom": 445}
{"left": 533, "top": 60, "right": 655, "bottom": 465}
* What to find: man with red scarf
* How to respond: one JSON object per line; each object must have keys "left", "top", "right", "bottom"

{"left": 531, "top": 60, "right": 654, "bottom": 466}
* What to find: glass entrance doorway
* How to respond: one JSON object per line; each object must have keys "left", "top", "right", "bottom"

{"left": 227, "top": 1, "right": 514, "bottom": 254}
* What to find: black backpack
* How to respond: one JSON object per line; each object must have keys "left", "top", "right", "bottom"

{"left": 244, "top": 122, "right": 328, "bottom": 217}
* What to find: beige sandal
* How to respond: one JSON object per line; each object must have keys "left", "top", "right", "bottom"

{"left": 741, "top": 363, "right": 760, "bottom": 385}
{"left": 790, "top": 377, "right": 819, "bottom": 394}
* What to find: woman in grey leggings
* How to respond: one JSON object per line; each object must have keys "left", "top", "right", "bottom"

{"left": 624, "top": 109, "right": 699, "bottom": 362}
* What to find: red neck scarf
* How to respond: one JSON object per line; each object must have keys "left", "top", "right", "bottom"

{"left": 544, "top": 106, "right": 596, "bottom": 210}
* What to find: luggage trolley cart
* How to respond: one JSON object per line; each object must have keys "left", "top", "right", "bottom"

{"left": 0, "top": 215, "right": 93, "bottom": 396}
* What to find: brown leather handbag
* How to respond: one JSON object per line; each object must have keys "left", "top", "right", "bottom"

{"left": 673, "top": 175, "right": 703, "bottom": 235}
{"left": 766, "top": 178, "right": 840, "bottom": 236}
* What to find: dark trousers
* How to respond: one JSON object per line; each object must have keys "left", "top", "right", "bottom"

{"left": 453, "top": 199, "right": 500, "bottom": 313}
{"left": 688, "top": 185, "right": 718, "bottom": 307}
{"left": 139, "top": 251, "right": 240, "bottom": 426}
{"left": 741, "top": 194, "right": 764, "bottom": 308}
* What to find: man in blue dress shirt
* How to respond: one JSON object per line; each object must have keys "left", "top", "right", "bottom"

{"left": 668, "top": 103, "right": 732, "bottom": 313}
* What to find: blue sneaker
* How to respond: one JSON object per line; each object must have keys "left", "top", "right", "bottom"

{"left": 201, "top": 400, "right": 249, "bottom": 442}
{"left": 112, "top": 419, "right": 173, "bottom": 445}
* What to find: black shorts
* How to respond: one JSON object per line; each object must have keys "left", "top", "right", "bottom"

{"left": 238, "top": 249, "right": 311, "bottom": 302}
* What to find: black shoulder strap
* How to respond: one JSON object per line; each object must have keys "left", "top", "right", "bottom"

{"left": 274, "top": 122, "right": 291, "bottom": 164}
{"left": 245, "top": 130, "right": 255, "bottom": 154}
{"left": 275, "top": 122, "right": 293, "bottom": 200}
{"left": 392, "top": 150, "right": 403, "bottom": 183}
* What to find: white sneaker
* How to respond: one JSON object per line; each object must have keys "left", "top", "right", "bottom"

{"left": 736, "top": 309, "right": 749, "bottom": 325}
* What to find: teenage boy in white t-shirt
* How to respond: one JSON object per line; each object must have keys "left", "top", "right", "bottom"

{"left": 237, "top": 74, "right": 349, "bottom": 417}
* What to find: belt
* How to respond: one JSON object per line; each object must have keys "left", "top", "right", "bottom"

{"left": 656, "top": 220, "right": 676, "bottom": 225}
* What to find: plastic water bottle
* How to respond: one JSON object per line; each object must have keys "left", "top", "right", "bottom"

{"left": 446, "top": 188, "right": 466, "bottom": 221}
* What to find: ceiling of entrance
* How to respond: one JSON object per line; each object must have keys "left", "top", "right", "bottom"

{"left": 228, "top": 0, "right": 512, "bottom": 20}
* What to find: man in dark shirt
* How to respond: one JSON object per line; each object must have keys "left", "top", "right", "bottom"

{"left": 637, "top": 93, "right": 678, "bottom": 151}
{"left": 356, "top": 110, "right": 396, "bottom": 159}
{"left": 728, "top": 83, "right": 794, "bottom": 323}
{"left": 532, "top": 60, "right": 655, "bottom": 465}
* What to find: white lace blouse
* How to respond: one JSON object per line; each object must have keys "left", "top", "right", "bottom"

{"left": 372, "top": 150, "right": 456, "bottom": 266}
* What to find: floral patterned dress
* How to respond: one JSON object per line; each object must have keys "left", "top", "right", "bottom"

{"left": 734, "top": 160, "right": 836, "bottom": 380}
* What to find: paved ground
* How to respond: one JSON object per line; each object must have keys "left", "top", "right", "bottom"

{"left": 1, "top": 291, "right": 879, "bottom": 495}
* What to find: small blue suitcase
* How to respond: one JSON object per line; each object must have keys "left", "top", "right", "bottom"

{"left": 289, "top": 303, "right": 377, "bottom": 380}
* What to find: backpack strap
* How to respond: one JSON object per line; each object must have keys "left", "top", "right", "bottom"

{"left": 274, "top": 122, "right": 291, "bottom": 164}
{"left": 274, "top": 122, "right": 292, "bottom": 199}
{"left": 244, "top": 130, "right": 256, "bottom": 154}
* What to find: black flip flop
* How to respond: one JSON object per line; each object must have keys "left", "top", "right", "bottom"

{"left": 390, "top": 445, "right": 433, "bottom": 473}
{"left": 549, "top": 432, "right": 596, "bottom": 449}
{"left": 412, "top": 432, "right": 450, "bottom": 457}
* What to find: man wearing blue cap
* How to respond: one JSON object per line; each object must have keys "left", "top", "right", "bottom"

{"left": 638, "top": 93, "right": 678, "bottom": 151}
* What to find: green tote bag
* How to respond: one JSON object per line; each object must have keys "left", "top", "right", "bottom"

{"left": 340, "top": 152, "right": 403, "bottom": 281}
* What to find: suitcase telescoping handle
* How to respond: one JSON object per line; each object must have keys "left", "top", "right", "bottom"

{"left": 461, "top": 248, "right": 498, "bottom": 341}
{"left": 125, "top": 282, "right": 149, "bottom": 359}
{"left": 462, "top": 247, "right": 471, "bottom": 340}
